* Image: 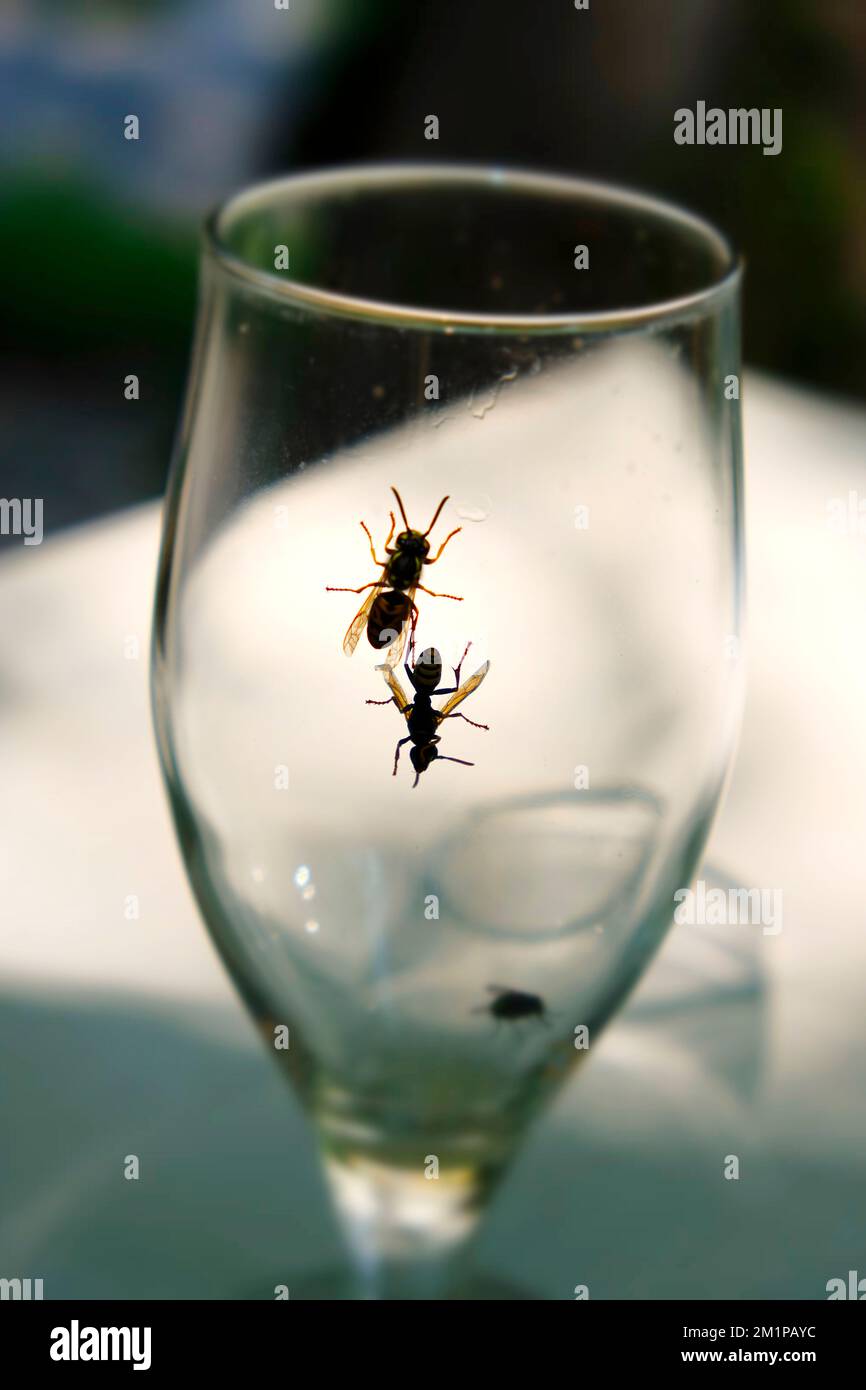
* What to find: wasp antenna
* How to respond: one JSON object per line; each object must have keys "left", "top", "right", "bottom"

{"left": 390, "top": 486, "right": 411, "bottom": 531}
{"left": 423, "top": 494, "right": 450, "bottom": 537}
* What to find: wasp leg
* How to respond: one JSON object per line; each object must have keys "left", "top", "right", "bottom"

{"left": 437, "top": 756, "right": 474, "bottom": 767}
{"left": 325, "top": 580, "right": 379, "bottom": 594}
{"left": 393, "top": 735, "right": 411, "bottom": 776}
{"left": 360, "top": 520, "right": 388, "bottom": 567}
{"left": 405, "top": 600, "right": 420, "bottom": 660}
{"left": 382, "top": 510, "right": 396, "bottom": 554}
{"left": 416, "top": 584, "right": 463, "bottom": 601}
{"left": 451, "top": 640, "right": 473, "bottom": 685}
{"left": 425, "top": 525, "right": 462, "bottom": 563}
{"left": 365, "top": 697, "right": 394, "bottom": 705}
{"left": 444, "top": 712, "right": 489, "bottom": 730}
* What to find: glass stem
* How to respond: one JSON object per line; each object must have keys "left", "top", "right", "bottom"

{"left": 324, "top": 1151, "right": 487, "bottom": 1300}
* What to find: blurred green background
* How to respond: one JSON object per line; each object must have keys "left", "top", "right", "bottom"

{"left": 2, "top": 0, "right": 864, "bottom": 537}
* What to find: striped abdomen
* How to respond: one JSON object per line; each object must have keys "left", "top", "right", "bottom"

{"left": 368, "top": 590, "right": 413, "bottom": 650}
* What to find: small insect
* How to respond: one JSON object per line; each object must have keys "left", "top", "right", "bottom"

{"left": 474, "top": 986, "right": 550, "bottom": 1026}
{"left": 367, "top": 641, "right": 490, "bottom": 787}
{"left": 326, "top": 487, "right": 463, "bottom": 663}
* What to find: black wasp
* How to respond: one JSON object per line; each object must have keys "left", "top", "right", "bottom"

{"left": 474, "top": 986, "right": 550, "bottom": 1026}
{"left": 367, "top": 641, "right": 490, "bottom": 787}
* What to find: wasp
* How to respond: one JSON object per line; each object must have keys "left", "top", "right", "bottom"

{"left": 326, "top": 487, "right": 463, "bottom": 662}
{"left": 367, "top": 641, "right": 490, "bottom": 787}
{"left": 474, "top": 986, "right": 550, "bottom": 1026}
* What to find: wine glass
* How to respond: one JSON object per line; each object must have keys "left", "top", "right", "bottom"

{"left": 151, "top": 164, "right": 744, "bottom": 1299}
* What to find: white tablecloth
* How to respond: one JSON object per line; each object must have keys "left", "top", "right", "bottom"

{"left": 1, "top": 373, "right": 864, "bottom": 1298}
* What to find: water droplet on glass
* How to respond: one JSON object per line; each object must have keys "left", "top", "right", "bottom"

{"left": 304, "top": 919, "right": 320, "bottom": 935}
{"left": 251, "top": 866, "right": 265, "bottom": 883}
{"left": 455, "top": 493, "right": 493, "bottom": 523}
{"left": 302, "top": 885, "right": 316, "bottom": 901}
{"left": 294, "top": 865, "right": 311, "bottom": 889}
{"left": 469, "top": 368, "right": 517, "bottom": 420}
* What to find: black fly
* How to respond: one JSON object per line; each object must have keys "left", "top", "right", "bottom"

{"left": 474, "top": 986, "right": 549, "bottom": 1026}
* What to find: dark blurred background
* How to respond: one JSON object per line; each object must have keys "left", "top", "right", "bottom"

{"left": 2, "top": 0, "right": 864, "bottom": 539}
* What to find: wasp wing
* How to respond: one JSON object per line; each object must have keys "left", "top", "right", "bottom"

{"left": 436, "top": 660, "right": 490, "bottom": 721}
{"left": 375, "top": 662, "right": 412, "bottom": 717}
{"left": 379, "top": 585, "right": 416, "bottom": 665}
{"left": 342, "top": 584, "right": 383, "bottom": 656}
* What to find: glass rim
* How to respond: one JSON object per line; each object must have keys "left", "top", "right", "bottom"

{"left": 204, "top": 162, "right": 742, "bottom": 334}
